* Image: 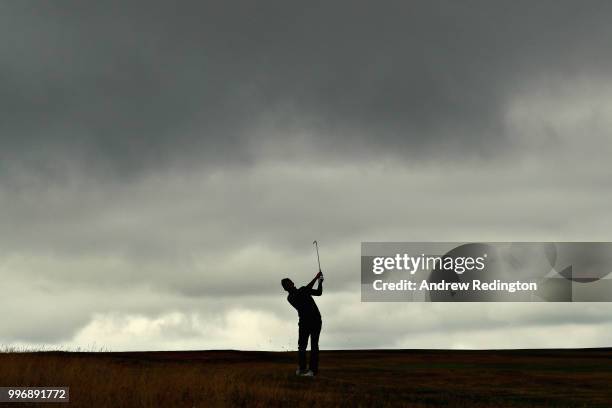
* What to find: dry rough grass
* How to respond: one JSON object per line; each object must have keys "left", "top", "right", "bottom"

{"left": 0, "top": 349, "right": 611, "bottom": 407}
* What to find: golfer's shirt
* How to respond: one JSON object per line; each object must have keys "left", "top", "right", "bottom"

{"left": 287, "top": 286, "right": 321, "bottom": 323}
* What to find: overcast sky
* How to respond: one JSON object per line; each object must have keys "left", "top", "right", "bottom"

{"left": 2, "top": 1, "right": 612, "bottom": 351}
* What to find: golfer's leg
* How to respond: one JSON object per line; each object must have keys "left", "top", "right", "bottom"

{"left": 309, "top": 320, "right": 322, "bottom": 374}
{"left": 298, "top": 323, "right": 309, "bottom": 372}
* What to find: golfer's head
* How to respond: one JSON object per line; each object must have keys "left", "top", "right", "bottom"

{"left": 281, "top": 278, "right": 294, "bottom": 291}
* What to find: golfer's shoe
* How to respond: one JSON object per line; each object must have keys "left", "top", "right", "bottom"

{"left": 296, "top": 369, "right": 314, "bottom": 377}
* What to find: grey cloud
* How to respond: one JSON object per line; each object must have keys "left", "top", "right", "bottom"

{"left": 2, "top": 1, "right": 612, "bottom": 179}
{"left": 2, "top": 1, "right": 612, "bottom": 350}
{"left": 2, "top": 155, "right": 612, "bottom": 299}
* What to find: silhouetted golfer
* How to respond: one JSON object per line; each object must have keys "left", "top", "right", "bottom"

{"left": 281, "top": 271, "right": 323, "bottom": 376}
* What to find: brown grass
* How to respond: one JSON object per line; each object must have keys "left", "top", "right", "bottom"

{"left": 0, "top": 348, "right": 611, "bottom": 407}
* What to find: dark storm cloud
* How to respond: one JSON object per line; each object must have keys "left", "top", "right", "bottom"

{"left": 3, "top": 1, "right": 612, "bottom": 350}
{"left": 2, "top": 0, "right": 612, "bottom": 178}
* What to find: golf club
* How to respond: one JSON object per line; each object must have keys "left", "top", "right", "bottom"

{"left": 313, "top": 240, "right": 323, "bottom": 281}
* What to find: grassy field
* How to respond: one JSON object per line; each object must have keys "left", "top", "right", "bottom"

{"left": 0, "top": 348, "right": 611, "bottom": 407}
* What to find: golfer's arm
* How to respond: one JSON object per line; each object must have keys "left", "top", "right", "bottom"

{"left": 312, "top": 280, "right": 322, "bottom": 296}
{"left": 306, "top": 276, "right": 318, "bottom": 289}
